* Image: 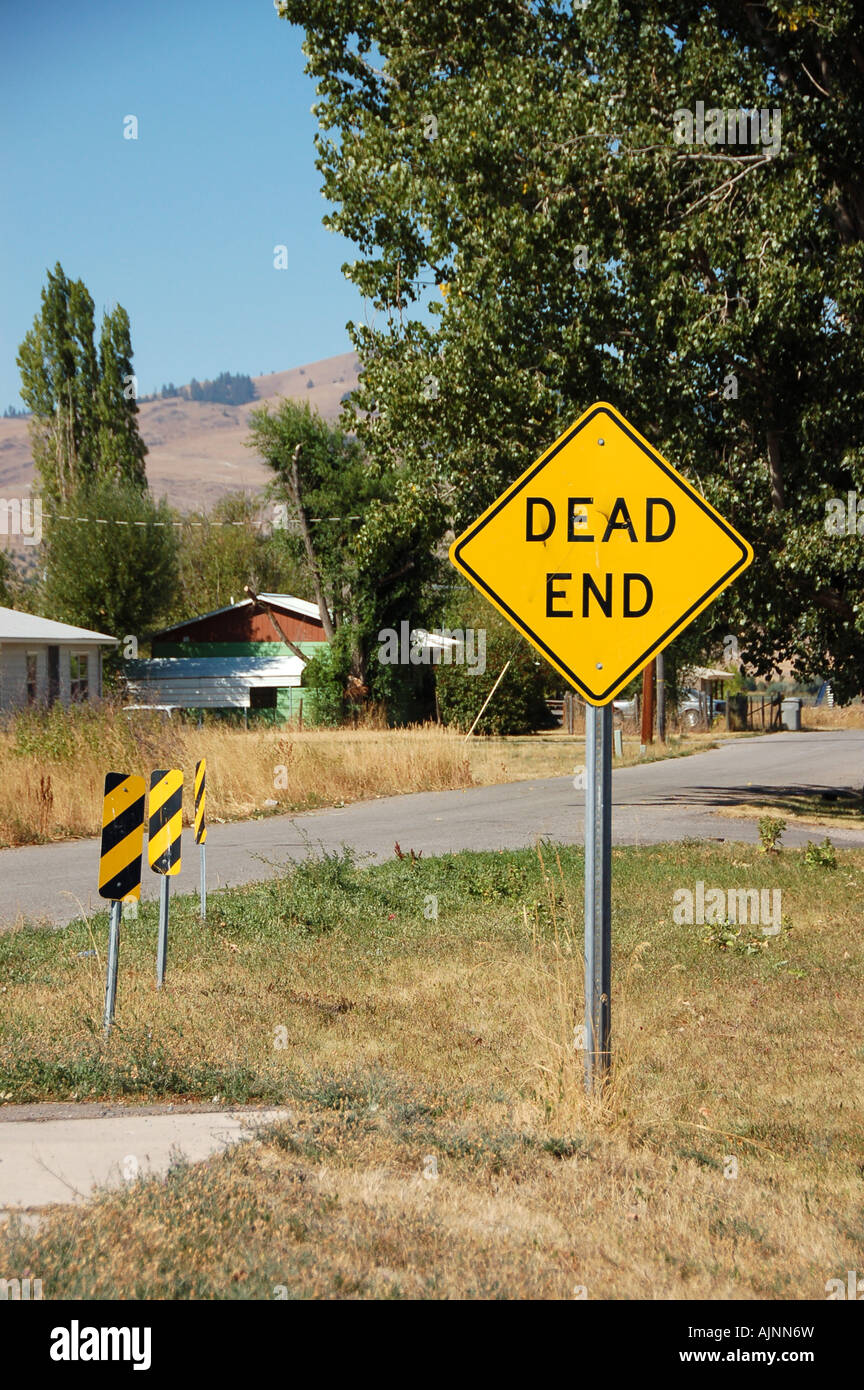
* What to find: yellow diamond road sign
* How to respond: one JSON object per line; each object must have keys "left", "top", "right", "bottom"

{"left": 449, "top": 402, "right": 753, "bottom": 705}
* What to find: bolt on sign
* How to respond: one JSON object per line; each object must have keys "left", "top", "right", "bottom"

{"left": 194, "top": 759, "right": 206, "bottom": 844}
{"left": 98, "top": 774, "right": 146, "bottom": 901}
{"left": 449, "top": 402, "right": 753, "bottom": 704}
{"left": 148, "top": 769, "right": 183, "bottom": 875}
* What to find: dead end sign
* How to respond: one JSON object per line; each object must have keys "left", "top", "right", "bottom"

{"left": 449, "top": 402, "right": 753, "bottom": 704}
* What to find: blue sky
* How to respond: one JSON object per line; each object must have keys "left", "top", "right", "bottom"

{"left": 0, "top": 0, "right": 363, "bottom": 408}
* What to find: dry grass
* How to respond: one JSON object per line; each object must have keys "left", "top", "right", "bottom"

{"left": 0, "top": 705, "right": 476, "bottom": 847}
{"left": 1, "top": 839, "right": 862, "bottom": 1299}
{"left": 716, "top": 795, "right": 864, "bottom": 830}
{"left": 802, "top": 703, "right": 864, "bottom": 730}
{"left": 0, "top": 703, "right": 716, "bottom": 849}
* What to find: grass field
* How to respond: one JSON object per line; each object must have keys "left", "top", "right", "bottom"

{"left": 1, "top": 838, "right": 862, "bottom": 1299}
{"left": 0, "top": 701, "right": 716, "bottom": 850}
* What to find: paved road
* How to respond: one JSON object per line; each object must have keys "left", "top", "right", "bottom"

{"left": 0, "top": 1105, "right": 289, "bottom": 1214}
{"left": 1, "top": 731, "right": 862, "bottom": 930}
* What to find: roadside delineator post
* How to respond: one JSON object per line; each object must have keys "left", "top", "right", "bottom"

{"left": 148, "top": 769, "right": 183, "bottom": 987}
{"left": 97, "top": 773, "right": 146, "bottom": 1036}
{"left": 449, "top": 402, "right": 753, "bottom": 1091}
{"left": 194, "top": 758, "right": 207, "bottom": 919}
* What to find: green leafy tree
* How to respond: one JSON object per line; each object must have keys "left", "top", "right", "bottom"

{"left": 280, "top": 0, "right": 864, "bottom": 700}
{"left": 17, "top": 263, "right": 148, "bottom": 503}
{"left": 0, "top": 549, "right": 19, "bottom": 608}
{"left": 169, "top": 491, "right": 309, "bottom": 622}
{"left": 40, "top": 477, "right": 178, "bottom": 660}
{"left": 248, "top": 397, "right": 445, "bottom": 702}
{"left": 436, "top": 590, "right": 556, "bottom": 735}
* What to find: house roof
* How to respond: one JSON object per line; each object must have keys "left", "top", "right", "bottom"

{"left": 154, "top": 594, "right": 322, "bottom": 636}
{"left": 0, "top": 607, "right": 118, "bottom": 645}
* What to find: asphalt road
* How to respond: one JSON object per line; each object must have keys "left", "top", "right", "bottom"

{"left": 1, "top": 730, "right": 862, "bottom": 930}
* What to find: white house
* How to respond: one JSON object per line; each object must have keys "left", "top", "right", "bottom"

{"left": 0, "top": 607, "right": 118, "bottom": 711}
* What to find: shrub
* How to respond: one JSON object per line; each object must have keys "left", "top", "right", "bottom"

{"left": 435, "top": 587, "right": 555, "bottom": 735}
{"left": 758, "top": 816, "right": 786, "bottom": 854}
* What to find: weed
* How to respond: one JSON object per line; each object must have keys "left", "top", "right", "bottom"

{"left": 803, "top": 837, "right": 838, "bottom": 869}
{"left": 758, "top": 815, "right": 786, "bottom": 853}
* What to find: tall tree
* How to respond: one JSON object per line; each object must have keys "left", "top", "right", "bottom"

{"left": 279, "top": 0, "right": 864, "bottom": 699}
{"left": 96, "top": 305, "right": 147, "bottom": 490}
{"left": 248, "top": 397, "right": 444, "bottom": 694}
{"left": 17, "top": 263, "right": 148, "bottom": 502}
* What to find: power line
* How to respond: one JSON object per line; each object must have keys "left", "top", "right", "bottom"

{"left": 40, "top": 512, "right": 363, "bottom": 529}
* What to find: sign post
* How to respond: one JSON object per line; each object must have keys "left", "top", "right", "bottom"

{"left": 97, "top": 773, "right": 146, "bottom": 1036}
{"left": 148, "top": 769, "right": 183, "bottom": 988}
{"left": 584, "top": 703, "right": 612, "bottom": 1089}
{"left": 194, "top": 758, "right": 207, "bottom": 919}
{"left": 450, "top": 402, "right": 753, "bottom": 1090}
{"left": 640, "top": 659, "right": 655, "bottom": 748}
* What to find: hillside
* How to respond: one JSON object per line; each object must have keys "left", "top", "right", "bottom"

{"left": 0, "top": 351, "right": 359, "bottom": 516}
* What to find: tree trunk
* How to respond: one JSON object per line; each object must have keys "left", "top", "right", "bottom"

{"left": 288, "top": 444, "right": 335, "bottom": 641}
{"left": 766, "top": 429, "right": 784, "bottom": 511}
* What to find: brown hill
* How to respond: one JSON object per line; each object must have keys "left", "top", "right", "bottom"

{"left": 0, "top": 351, "right": 359, "bottom": 516}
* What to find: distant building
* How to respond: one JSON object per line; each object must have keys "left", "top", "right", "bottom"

{"left": 0, "top": 607, "right": 117, "bottom": 711}
{"left": 125, "top": 594, "right": 328, "bottom": 720}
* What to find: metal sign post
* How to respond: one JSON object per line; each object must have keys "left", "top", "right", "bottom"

{"left": 156, "top": 876, "right": 170, "bottom": 987}
{"left": 103, "top": 899, "right": 122, "bottom": 1037}
{"left": 584, "top": 704, "right": 612, "bottom": 1090}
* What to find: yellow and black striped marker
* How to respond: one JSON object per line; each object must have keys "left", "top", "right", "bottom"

{"left": 194, "top": 759, "right": 206, "bottom": 844}
{"left": 150, "top": 769, "right": 183, "bottom": 988}
{"left": 99, "top": 772, "right": 145, "bottom": 1035}
{"left": 98, "top": 773, "right": 146, "bottom": 901}
{"left": 148, "top": 769, "right": 183, "bottom": 876}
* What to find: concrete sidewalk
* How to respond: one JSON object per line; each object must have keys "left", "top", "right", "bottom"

{"left": 0, "top": 1104, "right": 289, "bottom": 1212}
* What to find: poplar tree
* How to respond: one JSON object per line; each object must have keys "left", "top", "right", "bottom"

{"left": 96, "top": 304, "right": 147, "bottom": 491}
{"left": 17, "top": 262, "right": 148, "bottom": 502}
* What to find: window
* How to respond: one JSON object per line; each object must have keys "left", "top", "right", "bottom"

{"left": 250, "top": 686, "right": 277, "bottom": 709}
{"left": 26, "top": 652, "right": 38, "bottom": 705}
{"left": 70, "top": 652, "right": 89, "bottom": 702}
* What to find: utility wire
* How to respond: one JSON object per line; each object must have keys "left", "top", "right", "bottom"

{"left": 40, "top": 512, "right": 362, "bottom": 528}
